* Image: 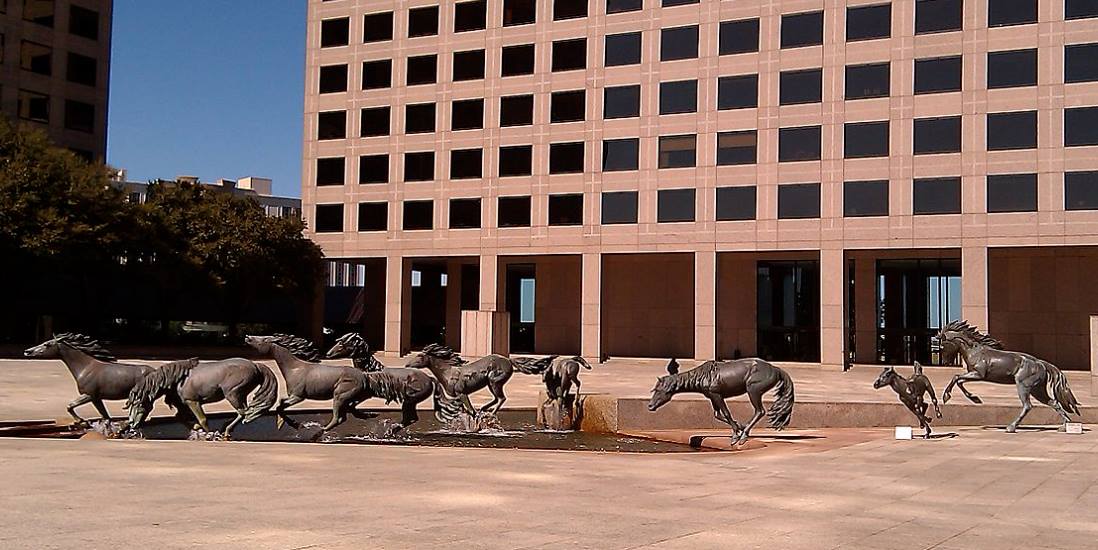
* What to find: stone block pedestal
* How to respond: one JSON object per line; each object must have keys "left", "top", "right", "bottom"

{"left": 460, "top": 310, "right": 510, "bottom": 357}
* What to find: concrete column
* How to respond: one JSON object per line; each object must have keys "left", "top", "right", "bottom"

{"left": 1091, "top": 315, "right": 1098, "bottom": 395}
{"left": 479, "top": 254, "right": 498, "bottom": 311}
{"left": 383, "top": 254, "right": 404, "bottom": 355}
{"left": 694, "top": 250, "right": 716, "bottom": 361}
{"left": 961, "top": 246, "right": 989, "bottom": 331}
{"left": 580, "top": 252, "right": 601, "bottom": 361}
{"left": 820, "top": 248, "right": 845, "bottom": 370}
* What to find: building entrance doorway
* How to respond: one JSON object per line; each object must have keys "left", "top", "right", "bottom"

{"left": 875, "top": 259, "right": 960, "bottom": 365}
{"left": 408, "top": 262, "right": 448, "bottom": 349}
{"left": 756, "top": 260, "right": 820, "bottom": 361}
{"left": 505, "top": 264, "right": 536, "bottom": 353}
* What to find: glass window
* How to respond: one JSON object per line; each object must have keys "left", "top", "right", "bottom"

{"left": 499, "top": 196, "right": 532, "bottom": 227}
{"left": 451, "top": 149, "right": 483, "bottom": 179}
{"left": 363, "top": 12, "right": 393, "bottom": 42}
{"left": 915, "top": 0, "right": 962, "bottom": 34}
{"left": 604, "top": 85, "right": 640, "bottom": 119}
{"left": 319, "top": 64, "right": 347, "bottom": 94}
{"left": 1066, "top": 107, "right": 1098, "bottom": 147}
{"left": 778, "top": 126, "right": 822, "bottom": 162}
{"left": 359, "top": 154, "right": 388, "bottom": 184}
{"left": 504, "top": 0, "right": 537, "bottom": 26}
{"left": 661, "top": 26, "right": 698, "bottom": 61}
{"left": 554, "top": 0, "right": 587, "bottom": 20}
{"left": 607, "top": 0, "right": 642, "bottom": 14}
{"left": 987, "top": 49, "right": 1037, "bottom": 89}
{"left": 66, "top": 52, "right": 97, "bottom": 86}
{"left": 1065, "top": 171, "right": 1098, "bottom": 210}
{"left": 663, "top": 0, "right": 697, "bottom": 6}
{"left": 453, "top": 50, "right": 485, "bottom": 81}
{"left": 548, "top": 194, "right": 584, "bottom": 225}
{"left": 779, "top": 68, "right": 822, "bottom": 105}
{"left": 1065, "top": 44, "right": 1098, "bottom": 84}
{"left": 988, "top": 0, "right": 1036, "bottom": 27}
{"left": 64, "top": 101, "right": 94, "bottom": 133}
{"left": 362, "top": 59, "right": 392, "bottom": 90}
{"left": 403, "top": 201, "right": 434, "bottom": 230}
{"left": 452, "top": 99, "right": 484, "bottom": 130}
{"left": 408, "top": 6, "right": 439, "bottom": 37}
{"left": 913, "top": 116, "right": 961, "bottom": 154}
{"left": 315, "top": 204, "right": 344, "bottom": 233}
{"left": 499, "top": 145, "right": 533, "bottom": 177}
{"left": 20, "top": 41, "right": 51, "bottom": 75}
{"left": 987, "top": 173, "right": 1037, "bottom": 213}
{"left": 716, "top": 187, "right": 757, "bottom": 221}
{"left": 846, "top": 62, "right": 890, "bottom": 99}
{"left": 23, "top": 1, "right": 53, "bottom": 27}
{"left": 404, "top": 103, "right": 435, "bottom": 134}
{"left": 502, "top": 44, "right": 535, "bottom": 77}
{"left": 551, "top": 90, "right": 585, "bottom": 122}
{"left": 716, "top": 130, "right": 757, "bottom": 165}
{"left": 316, "top": 158, "right": 345, "bottom": 186}
{"left": 987, "top": 111, "right": 1037, "bottom": 151}
{"left": 718, "top": 74, "right": 758, "bottom": 110}
{"left": 781, "top": 11, "right": 824, "bottom": 49}
{"left": 658, "top": 189, "right": 695, "bottom": 222}
{"left": 317, "top": 110, "right": 346, "bottom": 140}
{"left": 1066, "top": 0, "right": 1098, "bottom": 20}
{"left": 659, "top": 135, "right": 696, "bottom": 168}
{"left": 321, "top": 18, "right": 350, "bottom": 48}
{"left": 18, "top": 90, "right": 49, "bottom": 122}
{"left": 659, "top": 80, "right": 697, "bottom": 114}
{"left": 847, "top": 4, "right": 891, "bottom": 41}
{"left": 407, "top": 54, "right": 437, "bottom": 85}
{"left": 844, "top": 121, "right": 890, "bottom": 158}
{"left": 602, "top": 191, "right": 638, "bottom": 224}
{"left": 358, "top": 202, "right": 388, "bottom": 232}
{"left": 69, "top": 6, "right": 99, "bottom": 40}
{"left": 455, "top": 1, "right": 487, "bottom": 32}
{"left": 913, "top": 177, "right": 961, "bottom": 214}
{"left": 449, "top": 198, "right": 482, "bottom": 229}
{"left": 914, "top": 56, "right": 961, "bottom": 94}
{"left": 844, "top": 180, "right": 889, "bottom": 217}
{"left": 605, "top": 32, "right": 641, "bottom": 67}
{"left": 552, "top": 38, "right": 586, "bottom": 72}
{"left": 549, "top": 142, "right": 585, "bottom": 174}
{"left": 501, "top": 95, "right": 534, "bottom": 126}
{"left": 778, "top": 183, "right": 821, "bottom": 219}
{"left": 603, "top": 138, "right": 639, "bottom": 171}
{"left": 719, "top": 19, "right": 759, "bottom": 55}
{"left": 404, "top": 151, "right": 435, "bottom": 182}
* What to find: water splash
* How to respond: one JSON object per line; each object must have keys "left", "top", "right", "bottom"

{"left": 187, "top": 429, "right": 226, "bottom": 442}
{"left": 88, "top": 419, "right": 143, "bottom": 439}
{"left": 439, "top": 411, "right": 508, "bottom": 434}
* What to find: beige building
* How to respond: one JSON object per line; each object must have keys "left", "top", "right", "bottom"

{"left": 302, "top": 0, "right": 1098, "bottom": 369}
{"left": 0, "top": 0, "right": 111, "bottom": 161}
{"left": 113, "top": 174, "right": 302, "bottom": 219}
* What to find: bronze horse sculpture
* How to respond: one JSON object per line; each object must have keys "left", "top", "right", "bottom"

{"left": 405, "top": 344, "right": 550, "bottom": 417}
{"left": 938, "top": 320, "right": 1080, "bottom": 432}
{"left": 24, "top": 333, "right": 154, "bottom": 425}
{"left": 542, "top": 355, "right": 593, "bottom": 405}
{"left": 326, "top": 332, "right": 385, "bottom": 372}
{"left": 648, "top": 358, "right": 795, "bottom": 445}
{"left": 873, "top": 362, "right": 942, "bottom": 439}
{"left": 125, "top": 356, "right": 279, "bottom": 437}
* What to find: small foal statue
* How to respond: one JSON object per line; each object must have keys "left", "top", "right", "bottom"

{"left": 873, "top": 362, "right": 942, "bottom": 439}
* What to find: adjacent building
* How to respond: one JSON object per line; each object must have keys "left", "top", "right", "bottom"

{"left": 303, "top": 0, "right": 1098, "bottom": 370}
{"left": 113, "top": 173, "right": 302, "bottom": 219}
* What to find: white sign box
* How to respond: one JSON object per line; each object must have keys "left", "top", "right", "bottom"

{"left": 895, "top": 426, "right": 913, "bottom": 440}
{"left": 1065, "top": 423, "right": 1083, "bottom": 435}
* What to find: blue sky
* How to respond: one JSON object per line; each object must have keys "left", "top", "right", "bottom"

{"left": 107, "top": 1, "right": 306, "bottom": 197}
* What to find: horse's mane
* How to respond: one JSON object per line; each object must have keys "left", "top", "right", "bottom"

{"left": 364, "top": 371, "right": 404, "bottom": 404}
{"left": 941, "top": 320, "right": 1003, "bottom": 350}
{"left": 420, "top": 343, "right": 467, "bottom": 367}
{"left": 127, "top": 358, "right": 199, "bottom": 409}
{"left": 53, "top": 333, "right": 116, "bottom": 362}
{"left": 270, "top": 333, "right": 322, "bottom": 361}
{"left": 333, "top": 332, "right": 384, "bottom": 372}
{"left": 658, "top": 361, "right": 723, "bottom": 393}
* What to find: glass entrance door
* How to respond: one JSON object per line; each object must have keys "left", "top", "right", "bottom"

{"left": 505, "top": 264, "right": 536, "bottom": 353}
{"left": 756, "top": 260, "right": 820, "bottom": 362}
{"left": 876, "top": 258, "right": 960, "bottom": 364}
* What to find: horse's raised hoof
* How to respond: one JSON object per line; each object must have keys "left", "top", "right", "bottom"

{"left": 1058, "top": 425, "right": 1068, "bottom": 433}
{"left": 276, "top": 415, "right": 285, "bottom": 430}
{"left": 942, "top": 393, "right": 952, "bottom": 404}
{"left": 1005, "top": 424, "right": 1018, "bottom": 433}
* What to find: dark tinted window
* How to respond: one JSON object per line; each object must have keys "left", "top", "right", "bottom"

{"left": 455, "top": 1, "right": 487, "bottom": 32}
{"left": 552, "top": 39, "right": 587, "bottom": 72}
{"left": 404, "top": 151, "right": 435, "bottom": 182}
{"left": 988, "top": 0, "right": 1036, "bottom": 27}
{"left": 69, "top": 6, "right": 99, "bottom": 40}
{"left": 844, "top": 180, "right": 889, "bottom": 217}
{"left": 453, "top": 50, "right": 486, "bottom": 81}
{"left": 407, "top": 55, "right": 437, "bottom": 85}
{"left": 914, "top": 56, "right": 962, "bottom": 94}
{"left": 451, "top": 149, "right": 483, "bottom": 179}
{"left": 847, "top": 4, "right": 891, "bottom": 41}
{"left": 659, "top": 135, "right": 696, "bottom": 168}
{"left": 1066, "top": 107, "right": 1098, "bottom": 146}
{"left": 915, "top": 0, "right": 962, "bottom": 34}
{"left": 661, "top": 26, "right": 699, "bottom": 61}
{"left": 404, "top": 103, "right": 435, "bottom": 134}
{"left": 718, "top": 74, "right": 758, "bottom": 110}
{"left": 449, "top": 198, "right": 482, "bottom": 229}
{"left": 658, "top": 189, "right": 695, "bottom": 222}
{"left": 21, "top": 41, "right": 52, "bottom": 75}
{"left": 716, "top": 187, "right": 757, "bottom": 221}
{"left": 360, "top": 154, "right": 388, "bottom": 184}
{"left": 1066, "top": 0, "right": 1098, "bottom": 20}
{"left": 24, "top": 0, "right": 55, "bottom": 27}
{"left": 452, "top": 99, "right": 484, "bottom": 130}
{"left": 549, "top": 142, "right": 585, "bottom": 174}
{"left": 913, "top": 116, "right": 961, "bottom": 154}
{"left": 778, "top": 183, "right": 821, "bottom": 219}
{"left": 1065, "top": 171, "right": 1098, "bottom": 210}
{"left": 987, "top": 173, "right": 1037, "bottom": 213}
{"left": 602, "top": 192, "right": 638, "bottom": 224}
{"left": 403, "top": 201, "right": 434, "bottom": 230}
{"left": 499, "top": 145, "right": 533, "bottom": 177}
{"left": 549, "top": 194, "right": 584, "bottom": 225}
{"left": 504, "top": 0, "right": 537, "bottom": 26}
{"left": 358, "top": 202, "right": 388, "bottom": 232}
{"left": 605, "top": 32, "right": 642, "bottom": 66}
{"left": 408, "top": 6, "right": 439, "bottom": 37}
{"left": 362, "top": 60, "right": 392, "bottom": 89}
{"left": 321, "top": 18, "right": 350, "bottom": 48}
{"left": 846, "top": 62, "right": 890, "bottom": 99}
{"left": 501, "top": 44, "right": 535, "bottom": 76}
{"left": 554, "top": 0, "right": 587, "bottom": 20}
{"left": 781, "top": 11, "right": 824, "bottom": 49}
{"left": 315, "top": 204, "right": 344, "bottom": 232}
{"left": 988, "top": 111, "right": 1037, "bottom": 151}
{"left": 716, "top": 130, "right": 757, "bottom": 165}
{"left": 362, "top": 107, "right": 393, "bottom": 137}
{"left": 659, "top": 80, "right": 697, "bottom": 114}
{"left": 780, "top": 69, "right": 822, "bottom": 105}
{"left": 988, "top": 49, "right": 1037, "bottom": 89}
{"left": 913, "top": 177, "right": 961, "bottom": 214}
{"left": 604, "top": 85, "right": 640, "bottom": 118}
{"left": 317, "top": 111, "right": 346, "bottom": 140}
{"left": 64, "top": 101, "right": 94, "bottom": 133}
{"left": 17, "top": 90, "right": 49, "bottom": 123}
{"left": 844, "top": 121, "right": 890, "bottom": 158}
{"left": 499, "top": 196, "right": 532, "bottom": 227}
{"left": 319, "top": 64, "right": 348, "bottom": 93}
{"left": 778, "top": 126, "right": 822, "bottom": 162}
{"left": 719, "top": 19, "right": 759, "bottom": 55}
{"left": 603, "top": 138, "right": 639, "bottom": 171}
{"left": 551, "top": 90, "right": 585, "bottom": 122}
{"left": 316, "top": 158, "right": 345, "bottom": 186}
{"left": 66, "top": 52, "right": 96, "bottom": 86}
{"left": 1065, "top": 44, "right": 1098, "bottom": 84}
{"left": 501, "top": 95, "right": 535, "bottom": 126}
{"left": 607, "top": 0, "right": 642, "bottom": 14}
{"left": 363, "top": 12, "right": 393, "bottom": 42}
{"left": 663, "top": 0, "right": 698, "bottom": 6}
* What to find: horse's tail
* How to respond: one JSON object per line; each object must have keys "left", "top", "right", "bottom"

{"left": 766, "top": 367, "right": 795, "bottom": 430}
{"left": 244, "top": 363, "right": 279, "bottom": 423}
{"left": 127, "top": 358, "right": 198, "bottom": 412}
{"left": 432, "top": 380, "right": 464, "bottom": 423}
{"left": 573, "top": 356, "right": 593, "bottom": 370}
{"left": 512, "top": 355, "right": 556, "bottom": 375}
{"left": 1044, "top": 361, "right": 1081, "bottom": 416}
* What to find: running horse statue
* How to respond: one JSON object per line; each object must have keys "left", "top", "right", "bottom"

{"left": 938, "top": 320, "right": 1081, "bottom": 432}
{"left": 24, "top": 333, "right": 153, "bottom": 426}
{"left": 873, "top": 361, "right": 942, "bottom": 439}
{"left": 404, "top": 344, "right": 550, "bottom": 417}
{"left": 325, "top": 332, "right": 385, "bottom": 372}
{"left": 536, "top": 355, "right": 594, "bottom": 430}
{"left": 647, "top": 358, "right": 796, "bottom": 445}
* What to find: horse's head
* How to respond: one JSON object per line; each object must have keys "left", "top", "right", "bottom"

{"left": 244, "top": 334, "right": 275, "bottom": 355}
{"left": 326, "top": 332, "right": 368, "bottom": 359}
{"left": 24, "top": 333, "right": 114, "bottom": 361}
{"left": 873, "top": 367, "right": 898, "bottom": 389}
{"left": 24, "top": 336, "right": 62, "bottom": 358}
{"left": 407, "top": 343, "right": 457, "bottom": 370}
{"left": 647, "top": 375, "right": 677, "bottom": 411}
